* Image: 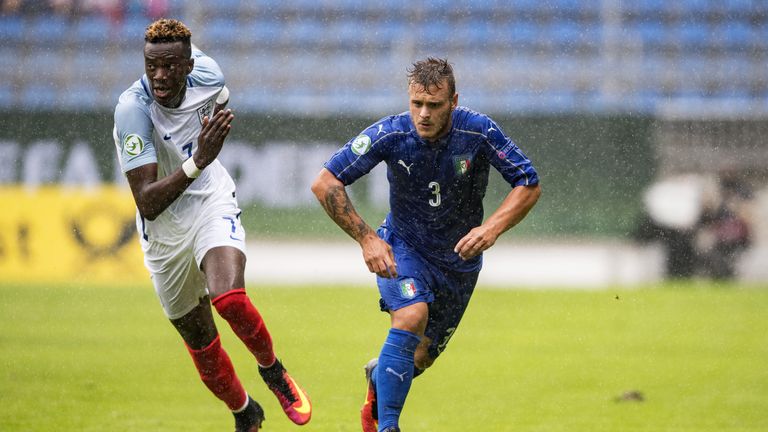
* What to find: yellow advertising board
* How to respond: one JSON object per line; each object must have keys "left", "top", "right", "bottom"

{"left": 0, "top": 186, "right": 147, "bottom": 284}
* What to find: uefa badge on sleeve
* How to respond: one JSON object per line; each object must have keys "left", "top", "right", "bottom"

{"left": 351, "top": 134, "right": 372, "bottom": 155}
{"left": 400, "top": 279, "right": 417, "bottom": 299}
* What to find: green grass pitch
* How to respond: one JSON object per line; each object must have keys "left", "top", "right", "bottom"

{"left": 1, "top": 281, "right": 767, "bottom": 431}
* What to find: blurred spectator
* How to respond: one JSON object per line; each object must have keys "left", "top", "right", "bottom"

{"left": 695, "top": 172, "right": 753, "bottom": 279}
{"left": 635, "top": 172, "right": 754, "bottom": 280}
{"left": 634, "top": 174, "right": 713, "bottom": 278}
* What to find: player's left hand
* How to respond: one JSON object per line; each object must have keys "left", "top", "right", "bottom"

{"left": 454, "top": 225, "right": 498, "bottom": 260}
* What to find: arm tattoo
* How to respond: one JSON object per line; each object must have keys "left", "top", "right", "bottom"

{"left": 322, "top": 184, "right": 373, "bottom": 241}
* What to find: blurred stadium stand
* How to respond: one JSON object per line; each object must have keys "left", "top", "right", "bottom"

{"left": 0, "top": 0, "right": 766, "bottom": 116}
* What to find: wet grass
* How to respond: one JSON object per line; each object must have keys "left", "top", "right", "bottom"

{"left": 1, "top": 281, "right": 766, "bottom": 431}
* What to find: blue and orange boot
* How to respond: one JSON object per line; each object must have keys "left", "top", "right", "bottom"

{"left": 361, "top": 358, "right": 379, "bottom": 432}
{"left": 259, "top": 359, "right": 312, "bottom": 425}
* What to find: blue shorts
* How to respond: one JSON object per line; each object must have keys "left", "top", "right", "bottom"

{"left": 377, "top": 227, "right": 479, "bottom": 359}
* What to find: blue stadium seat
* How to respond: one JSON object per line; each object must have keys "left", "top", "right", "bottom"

{"left": 633, "top": 20, "right": 669, "bottom": 47}
{"left": 0, "top": 48, "right": 18, "bottom": 80}
{"left": 505, "top": 20, "right": 539, "bottom": 47}
{"left": 283, "top": 19, "right": 325, "bottom": 45}
{"left": 366, "top": 18, "right": 406, "bottom": 45}
{"left": 242, "top": 20, "right": 283, "bottom": 46}
{"left": 0, "top": 15, "right": 25, "bottom": 44}
{"left": 458, "top": 19, "right": 492, "bottom": 46}
{"left": 719, "top": 21, "right": 755, "bottom": 49}
{"left": 27, "top": 15, "right": 71, "bottom": 46}
{"left": 21, "top": 83, "right": 59, "bottom": 109}
{"left": 60, "top": 84, "right": 100, "bottom": 109}
{"left": 74, "top": 15, "right": 113, "bottom": 45}
{"left": 119, "top": 15, "right": 149, "bottom": 45}
{"left": 679, "top": 0, "right": 716, "bottom": 14}
{"left": 721, "top": 0, "right": 755, "bottom": 12}
{"left": 0, "top": 82, "right": 15, "bottom": 108}
{"left": 545, "top": 19, "right": 581, "bottom": 49}
{"left": 207, "top": 18, "right": 241, "bottom": 46}
{"left": 677, "top": 21, "right": 712, "bottom": 49}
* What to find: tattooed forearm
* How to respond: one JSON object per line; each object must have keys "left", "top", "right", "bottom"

{"left": 322, "top": 184, "right": 374, "bottom": 242}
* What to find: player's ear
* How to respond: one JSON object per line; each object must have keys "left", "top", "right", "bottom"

{"left": 186, "top": 58, "right": 194, "bottom": 74}
{"left": 451, "top": 92, "right": 458, "bottom": 109}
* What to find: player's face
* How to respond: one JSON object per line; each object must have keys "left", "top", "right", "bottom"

{"left": 143, "top": 41, "right": 193, "bottom": 108}
{"left": 408, "top": 80, "right": 458, "bottom": 142}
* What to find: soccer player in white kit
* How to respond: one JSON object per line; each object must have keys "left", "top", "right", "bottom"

{"left": 113, "top": 19, "right": 311, "bottom": 431}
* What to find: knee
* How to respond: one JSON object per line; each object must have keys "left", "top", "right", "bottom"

{"left": 413, "top": 341, "right": 435, "bottom": 370}
{"left": 390, "top": 302, "right": 428, "bottom": 334}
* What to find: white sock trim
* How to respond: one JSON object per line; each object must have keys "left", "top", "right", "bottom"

{"left": 232, "top": 393, "right": 250, "bottom": 413}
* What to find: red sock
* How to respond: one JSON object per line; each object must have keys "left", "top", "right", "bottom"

{"left": 186, "top": 335, "right": 248, "bottom": 411}
{"left": 212, "top": 289, "right": 276, "bottom": 367}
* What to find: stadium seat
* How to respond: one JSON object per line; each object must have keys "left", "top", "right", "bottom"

{"left": 0, "top": 15, "right": 25, "bottom": 44}
{"left": 0, "top": 82, "right": 14, "bottom": 108}
{"left": 206, "top": 18, "right": 241, "bottom": 46}
{"left": 27, "top": 15, "right": 71, "bottom": 46}
{"left": 505, "top": 20, "right": 539, "bottom": 47}
{"left": 74, "top": 15, "right": 114, "bottom": 45}
{"left": 20, "top": 83, "right": 59, "bottom": 109}
{"left": 240, "top": 19, "right": 283, "bottom": 47}
{"left": 60, "top": 84, "right": 100, "bottom": 109}
{"left": 677, "top": 20, "right": 713, "bottom": 50}
{"left": 0, "top": 48, "right": 17, "bottom": 81}
{"left": 719, "top": 21, "right": 755, "bottom": 49}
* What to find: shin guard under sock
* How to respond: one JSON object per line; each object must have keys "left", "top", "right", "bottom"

{"left": 186, "top": 335, "right": 247, "bottom": 411}
{"left": 375, "top": 328, "right": 421, "bottom": 431}
{"left": 212, "top": 289, "right": 276, "bottom": 367}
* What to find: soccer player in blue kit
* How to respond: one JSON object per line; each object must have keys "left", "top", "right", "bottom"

{"left": 311, "top": 58, "right": 541, "bottom": 431}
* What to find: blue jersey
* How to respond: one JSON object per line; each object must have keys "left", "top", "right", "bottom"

{"left": 324, "top": 106, "right": 539, "bottom": 272}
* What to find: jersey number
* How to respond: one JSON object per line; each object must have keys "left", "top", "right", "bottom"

{"left": 428, "top": 181, "right": 441, "bottom": 207}
{"left": 182, "top": 142, "right": 193, "bottom": 158}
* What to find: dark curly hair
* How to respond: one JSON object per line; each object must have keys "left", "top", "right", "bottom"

{"left": 407, "top": 57, "right": 455, "bottom": 96}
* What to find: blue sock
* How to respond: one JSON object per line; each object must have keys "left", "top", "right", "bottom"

{"left": 375, "top": 328, "right": 421, "bottom": 431}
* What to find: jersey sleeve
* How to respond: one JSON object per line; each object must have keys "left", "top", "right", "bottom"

{"left": 113, "top": 93, "right": 157, "bottom": 173}
{"left": 324, "top": 119, "right": 391, "bottom": 185}
{"left": 188, "top": 47, "right": 225, "bottom": 88}
{"left": 482, "top": 117, "right": 539, "bottom": 187}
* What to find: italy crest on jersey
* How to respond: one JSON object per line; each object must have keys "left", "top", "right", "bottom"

{"left": 453, "top": 154, "right": 472, "bottom": 176}
{"left": 400, "top": 279, "right": 417, "bottom": 298}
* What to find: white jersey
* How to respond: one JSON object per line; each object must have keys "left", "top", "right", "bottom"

{"left": 113, "top": 47, "right": 235, "bottom": 240}
{"left": 112, "top": 48, "right": 246, "bottom": 319}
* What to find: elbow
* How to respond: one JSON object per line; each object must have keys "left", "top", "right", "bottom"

{"left": 136, "top": 201, "right": 160, "bottom": 221}
{"left": 310, "top": 177, "right": 324, "bottom": 202}
{"left": 139, "top": 208, "right": 159, "bottom": 221}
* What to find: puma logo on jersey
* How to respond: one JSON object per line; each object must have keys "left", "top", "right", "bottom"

{"left": 385, "top": 367, "right": 407, "bottom": 382}
{"left": 397, "top": 160, "right": 413, "bottom": 175}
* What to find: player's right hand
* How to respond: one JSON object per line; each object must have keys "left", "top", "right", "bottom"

{"left": 361, "top": 234, "right": 398, "bottom": 278}
{"left": 194, "top": 108, "right": 234, "bottom": 169}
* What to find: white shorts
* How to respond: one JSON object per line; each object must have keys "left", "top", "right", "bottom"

{"left": 138, "top": 193, "right": 247, "bottom": 320}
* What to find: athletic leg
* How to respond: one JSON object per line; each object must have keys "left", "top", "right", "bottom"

{"left": 375, "top": 302, "right": 427, "bottom": 431}
{"left": 171, "top": 299, "right": 250, "bottom": 412}
{"left": 203, "top": 246, "right": 311, "bottom": 425}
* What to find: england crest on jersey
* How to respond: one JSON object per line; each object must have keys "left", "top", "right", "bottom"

{"left": 197, "top": 100, "right": 214, "bottom": 125}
